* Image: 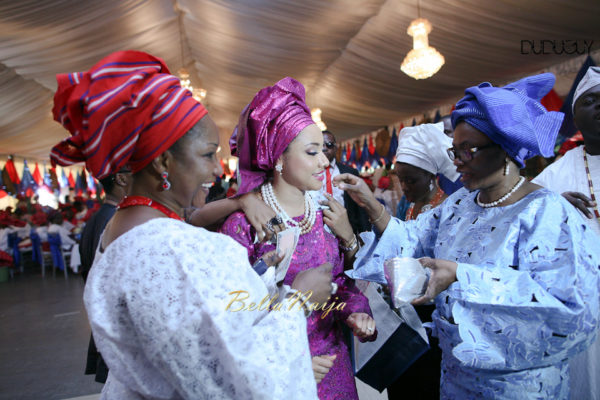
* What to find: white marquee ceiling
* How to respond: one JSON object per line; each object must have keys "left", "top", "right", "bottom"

{"left": 0, "top": 0, "right": 599, "bottom": 161}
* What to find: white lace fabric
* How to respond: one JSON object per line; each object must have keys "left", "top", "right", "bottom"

{"left": 84, "top": 218, "right": 317, "bottom": 399}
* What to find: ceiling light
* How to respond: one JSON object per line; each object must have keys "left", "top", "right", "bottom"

{"left": 311, "top": 108, "right": 327, "bottom": 131}
{"left": 401, "top": 18, "right": 445, "bottom": 80}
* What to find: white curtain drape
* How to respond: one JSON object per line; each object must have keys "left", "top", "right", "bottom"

{"left": 1, "top": 0, "right": 598, "bottom": 160}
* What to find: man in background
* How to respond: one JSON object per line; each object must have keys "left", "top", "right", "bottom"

{"left": 440, "top": 114, "right": 454, "bottom": 138}
{"left": 311, "top": 130, "right": 370, "bottom": 234}
{"left": 532, "top": 65, "right": 600, "bottom": 400}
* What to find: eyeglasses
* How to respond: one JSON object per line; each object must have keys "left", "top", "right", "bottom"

{"left": 323, "top": 141, "right": 336, "bottom": 149}
{"left": 446, "top": 143, "right": 498, "bottom": 162}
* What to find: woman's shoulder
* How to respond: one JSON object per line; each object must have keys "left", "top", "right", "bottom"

{"left": 437, "top": 187, "right": 473, "bottom": 212}
{"left": 86, "top": 219, "right": 254, "bottom": 304}
{"left": 104, "top": 218, "right": 244, "bottom": 256}
{"left": 515, "top": 187, "right": 591, "bottom": 231}
{"left": 522, "top": 187, "right": 570, "bottom": 209}
{"left": 442, "top": 185, "right": 567, "bottom": 211}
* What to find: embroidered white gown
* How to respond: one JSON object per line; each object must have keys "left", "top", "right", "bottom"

{"left": 84, "top": 218, "right": 317, "bottom": 399}
{"left": 349, "top": 188, "right": 600, "bottom": 399}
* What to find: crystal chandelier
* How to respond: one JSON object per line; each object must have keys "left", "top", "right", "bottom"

{"left": 311, "top": 108, "right": 327, "bottom": 131}
{"left": 401, "top": 18, "right": 445, "bottom": 80}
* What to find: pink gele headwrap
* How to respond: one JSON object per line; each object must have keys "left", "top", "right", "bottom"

{"left": 230, "top": 77, "right": 316, "bottom": 196}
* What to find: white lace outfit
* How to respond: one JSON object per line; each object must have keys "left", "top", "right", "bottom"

{"left": 84, "top": 218, "right": 317, "bottom": 399}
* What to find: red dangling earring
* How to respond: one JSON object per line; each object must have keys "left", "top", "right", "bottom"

{"left": 161, "top": 171, "right": 171, "bottom": 191}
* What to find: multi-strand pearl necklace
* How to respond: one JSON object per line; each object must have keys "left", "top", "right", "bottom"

{"left": 261, "top": 182, "right": 316, "bottom": 234}
{"left": 476, "top": 176, "right": 526, "bottom": 208}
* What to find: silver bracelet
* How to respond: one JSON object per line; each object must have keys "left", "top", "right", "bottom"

{"left": 285, "top": 289, "right": 313, "bottom": 318}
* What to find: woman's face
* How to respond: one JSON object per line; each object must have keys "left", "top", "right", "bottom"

{"left": 280, "top": 124, "right": 329, "bottom": 191}
{"left": 394, "top": 162, "right": 433, "bottom": 203}
{"left": 169, "top": 117, "right": 223, "bottom": 207}
{"left": 452, "top": 122, "right": 505, "bottom": 191}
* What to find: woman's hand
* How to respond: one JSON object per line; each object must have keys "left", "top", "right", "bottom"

{"left": 251, "top": 249, "right": 284, "bottom": 276}
{"left": 291, "top": 262, "right": 333, "bottom": 304}
{"left": 412, "top": 257, "right": 458, "bottom": 305}
{"left": 562, "top": 191, "right": 596, "bottom": 219}
{"left": 321, "top": 194, "right": 354, "bottom": 243}
{"left": 333, "top": 173, "right": 377, "bottom": 209}
{"left": 259, "top": 249, "right": 285, "bottom": 267}
{"left": 334, "top": 173, "right": 390, "bottom": 231}
{"left": 312, "top": 355, "right": 336, "bottom": 383}
{"left": 238, "top": 192, "right": 285, "bottom": 242}
{"left": 389, "top": 173, "right": 403, "bottom": 198}
{"left": 346, "top": 312, "right": 376, "bottom": 338}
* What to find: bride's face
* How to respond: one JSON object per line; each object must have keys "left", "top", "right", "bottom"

{"left": 279, "top": 124, "right": 329, "bottom": 191}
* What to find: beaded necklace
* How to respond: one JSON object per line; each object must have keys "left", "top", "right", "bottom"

{"left": 260, "top": 183, "right": 316, "bottom": 234}
{"left": 406, "top": 187, "right": 445, "bottom": 221}
{"left": 583, "top": 148, "right": 600, "bottom": 220}
{"left": 117, "top": 195, "right": 183, "bottom": 221}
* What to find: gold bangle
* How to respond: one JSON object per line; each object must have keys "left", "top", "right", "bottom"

{"left": 339, "top": 235, "right": 358, "bottom": 252}
{"left": 369, "top": 203, "right": 386, "bottom": 224}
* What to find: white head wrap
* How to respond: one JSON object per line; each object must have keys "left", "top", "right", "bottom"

{"left": 573, "top": 66, "right": 600, "bottom": 113}
{"left": 395, "top": 122, "right": 459, "bottom": 181}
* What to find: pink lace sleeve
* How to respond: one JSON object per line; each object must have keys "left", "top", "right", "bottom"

{"left": 219, "top": 212, "right": 256, "bottom": 261}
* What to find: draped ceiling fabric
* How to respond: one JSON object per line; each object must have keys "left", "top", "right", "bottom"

{"left": 0, "top": 0, "right": 599, "bottom": 161}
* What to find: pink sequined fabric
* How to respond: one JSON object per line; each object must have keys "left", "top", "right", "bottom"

{"left": 221, "top": 210, "right": 374, "bottom": 399}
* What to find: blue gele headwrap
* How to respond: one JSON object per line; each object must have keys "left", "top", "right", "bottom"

{"left": 451, "top": 73, "right": 564, "bottom": 167}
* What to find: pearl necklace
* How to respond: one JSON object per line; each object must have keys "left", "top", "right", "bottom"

{"left": 261, "top": 182, "right": 316, "bottom": 234}
{"left": 476, "top": 176, "right": 526, "bottom": 208}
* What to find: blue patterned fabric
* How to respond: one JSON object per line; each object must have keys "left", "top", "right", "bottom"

{"left": 349, "top": 188, "right": 600, "bottom": 399}
{"left": 451, "top": 73, "right": 564, "bottom": 168}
